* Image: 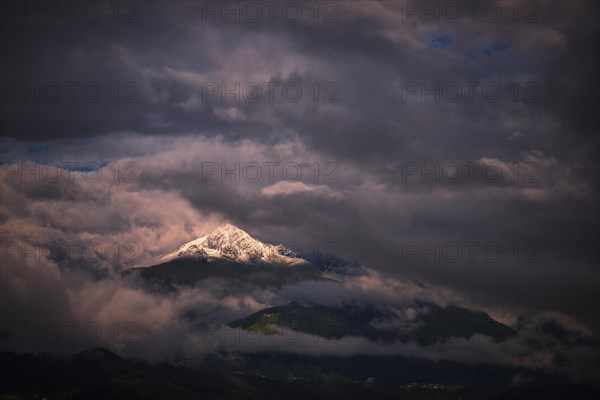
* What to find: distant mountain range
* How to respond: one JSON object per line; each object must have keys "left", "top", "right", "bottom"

{"left": 124, "top": 224, "right": 324, "bottom": 288}
{"left": 2, "top": 347, "right": 596, "bottom": 400}
{"left": 3, "top": 224, "right": 594, "bottom": 399}
{"left": 124, "top": 224, "right": 516, "bottom": 346}
{"left": 230, "top": 301, "right": 515, "bottom": 345}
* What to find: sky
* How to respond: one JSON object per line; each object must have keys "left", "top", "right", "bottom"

{"left": 0, "top": 0, "right": 599, "bottom": 374}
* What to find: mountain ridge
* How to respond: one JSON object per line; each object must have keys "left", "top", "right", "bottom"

{"left": 124, "top": 223, "right": 324, "bottom": 288}
{"left": 159, "top": 223, "right": 308, "bottom": 267}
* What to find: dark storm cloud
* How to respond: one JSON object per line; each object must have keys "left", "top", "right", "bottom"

{"left": 1, "top": 1, "right": 596, "bottom": 163}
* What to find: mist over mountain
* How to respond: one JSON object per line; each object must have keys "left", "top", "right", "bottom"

{"left": 113, "top": 224, "right": 599, "bottom": 385}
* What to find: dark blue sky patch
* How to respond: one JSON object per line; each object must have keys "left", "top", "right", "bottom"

{"left": 25, "top": 143, "right": 54, "bottom": 154}
{"left": 429, "top": 34, "right": 453, "bottom": 49}
{"left": 73, "top": 138, "right": 104, "bottom": 148}
{"left": 64, "top": 161, "right": 112, "bottom": 172}
{"left": 467, "top": 42, "right": 511, "bottom": 59}
{"left": 484, "top": 42, "right": 510, "bottom": 56}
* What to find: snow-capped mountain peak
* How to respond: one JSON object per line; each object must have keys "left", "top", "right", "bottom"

{"left": 160, "top": 223, "right": 308, "bottom": 266}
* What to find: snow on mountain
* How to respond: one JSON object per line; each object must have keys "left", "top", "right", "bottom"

{"left": 160, "top": 223, "right": 308, "bottom": 266}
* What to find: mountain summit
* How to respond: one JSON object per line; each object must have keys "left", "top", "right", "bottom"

{"left": 160, "top": 223, "right": 307, "bottom": 266}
